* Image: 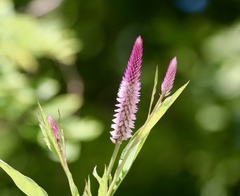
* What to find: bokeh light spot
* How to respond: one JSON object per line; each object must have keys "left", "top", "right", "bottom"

{"left": 195, "top": 104, "right": 230, "bottom": 132}
{"left": 173, "top": 0, "right": 208, "bottom": 13}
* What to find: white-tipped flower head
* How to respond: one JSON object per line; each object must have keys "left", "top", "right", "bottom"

{"left": 110, "top": 36, "right": 143, "bottom": 144}
{"left": 161, "top": 57, "right": 177, "bottom": 96}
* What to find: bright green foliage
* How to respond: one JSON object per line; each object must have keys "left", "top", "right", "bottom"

{"left": 0, "top": 0, "right": 103, "bottom": 164}
{"left": 0, "top": 0, "right": 81, "bottom": 72}
{"left": 0, "top": 159, "right": 48, "bottom": 196}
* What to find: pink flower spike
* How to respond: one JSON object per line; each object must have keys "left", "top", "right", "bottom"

{"left": 110, "top": 36, "right": 143, "bottom": 144}
{"left": 161, "top": 57, "right": 177, "bottom": 96}
{"left": 48, "top": 115, "right": 60, "bottom": 140}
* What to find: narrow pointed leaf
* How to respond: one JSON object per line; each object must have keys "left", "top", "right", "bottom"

{"left": 0, "top": 159, "right": 48, "bottom": 196}
{"left": 148, "top": 66, "right": 158, "bottom": 116}
{"left": 141, "top": 81, "right": 189, "bottom": 139}
{"left": 109, "top": 81, "right": 189, "bottom": 195}
{"left": 82, "top": 176, "right": 92, "bottom": 196}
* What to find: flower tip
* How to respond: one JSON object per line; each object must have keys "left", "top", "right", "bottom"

{"left": 170, "top": 56, "right": 177, "bottom": 67}
{"left": 161, "top": 56, "right": 178, "bottom": 96}
{"left": 136, "top": 35, "right": 143, "bottom": 44}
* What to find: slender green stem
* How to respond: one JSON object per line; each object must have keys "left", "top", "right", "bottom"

{"left": 149, "top": 93, "right": 165, "bottom": 117}
{"left": 57, "top": 146, "right": 80, "bottom": 196}
{"left": 107, "top": 143, "right": 121, "bottom": 184}
{"left": 60, "top": 156, "right": 80, "bottom": 196}
{"left": 107, "top": 137, "right": 140, "bottom": 196}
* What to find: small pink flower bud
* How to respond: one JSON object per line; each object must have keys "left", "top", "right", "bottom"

{"left": 48, "top": 115, "right": 60, "bottom": 140}
{"left": 161, "top": 57, "right": 177, "bottom": 96}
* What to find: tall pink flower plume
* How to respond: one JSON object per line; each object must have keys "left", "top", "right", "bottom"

{"left": 161, "top": 57, "right": 177, "bottom": 96}
{"left": 110, "top": 36, "right": 143, "bottom": 144}
{"left": 48, "top": 115, "right": 60, "bottom": 140}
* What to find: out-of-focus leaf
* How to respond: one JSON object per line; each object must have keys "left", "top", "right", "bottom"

{"left": 0, "top": 1, "right": 81, "bottom": 73}
{"left": 41, "top": 94, "right": 83, "bottom": 118}
{"left": 37, "top": 78, "right": 60, "bottom": 100}
{"left": 63, "top": 117, "right": 103, "bottom": 141}
{"left": 0, "top": 159, "right": 48, "bottom": 196}
{"left": 0, "top": 128, "right": 19, "bottom": 159}
{"left": 64, "top": 141, "right": 81, "bottom": 163}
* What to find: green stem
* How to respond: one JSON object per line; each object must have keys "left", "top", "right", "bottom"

{"left": 57, "top": 146, "right": 80, "bottom": 196}
{"left": 107, "top": 137, "right": 139, "bottom": 196}
{"left": 107, "top": 143, "right": 121, "bottom": 184}
{"left": 148, "top": 93, "right": 165, "bottom": 118}
{"left": 61, "top": 156, "right": 80, "bottom": 196}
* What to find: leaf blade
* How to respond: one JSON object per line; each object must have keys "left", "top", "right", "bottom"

{"left": 148, "top": 66, "right": 158, "bottom": 116}
{"left": 93, "top": 166, "right": 108, "bottom": 196}
{"left": 0, "top": 159, "right": 48, "bottom": 196}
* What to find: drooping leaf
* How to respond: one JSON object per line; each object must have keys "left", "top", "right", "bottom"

{"left": 109, "top": 81, "right": 189, "bottom": 195}
{"left": 0, "top": 159, "right": 48, "bottom": 196}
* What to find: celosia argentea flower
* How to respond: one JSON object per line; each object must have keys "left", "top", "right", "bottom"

{"left": 48, "top": 115, "right": 60, "bottom": 140}
{"left": 110, "top": 36, "right": 143, "bottom": 144}
{"left": 161, "top": 57, "right": 177, "bottom": 96}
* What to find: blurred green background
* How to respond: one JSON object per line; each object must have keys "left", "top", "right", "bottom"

{"left": 1, "top": 0, "right": 240, "bottom": 195}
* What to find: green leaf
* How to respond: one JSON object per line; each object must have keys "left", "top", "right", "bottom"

{"left": 41, "top": 94, "right": 83, "bottom": 118}
{"left": 148, "top": 66, "right": 158, "bottom": 116}
{"left": 93, "top": 166, "right": 108, "bottom": 196}
{"left": 0, "top": 159, "right": 48, "bottom": 196}
{"left": 64, "top": 117, "right": 103, "bottom": 142}
{"left": 140, "top": 81, "right": 189, "bottom": 139}
{"left": 109, "top": 81, "right": 189, "bottom": 195}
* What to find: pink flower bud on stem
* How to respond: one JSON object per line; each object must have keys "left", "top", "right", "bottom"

{"left": 48, "top": 115, "right": 60, "bottom": 140}
{"left": 161, "top": 57, "right": 177, "bottom": 97}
